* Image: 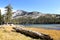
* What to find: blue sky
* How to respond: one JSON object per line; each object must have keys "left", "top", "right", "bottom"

{"left": 0, "top": 0, "right": 60, "bottom": 14}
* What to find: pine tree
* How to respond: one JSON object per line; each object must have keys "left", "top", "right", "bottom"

{"left": 5, "top": 4, "right": 13, "bottom": 24}
{"left": 0, "top": 9, "right": 2, "bottom": 25}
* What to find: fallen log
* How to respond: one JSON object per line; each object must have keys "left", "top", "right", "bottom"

{"left": 13, "top": 27, "right": 53, "bottom": 40}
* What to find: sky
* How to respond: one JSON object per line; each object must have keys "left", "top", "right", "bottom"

{"left": 0, "top": 0, "right": 60, "bottom": 14}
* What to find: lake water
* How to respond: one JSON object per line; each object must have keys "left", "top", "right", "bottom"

{"left": 22, "top": 24, "right": 60, "bottom": 30}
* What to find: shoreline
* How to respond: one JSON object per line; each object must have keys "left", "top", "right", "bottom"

{"left": 25, "top": 27, "right": 60, "bottom": 40}
{"left": 25, "top": 26, "right": 60, "bottom": 30}
{"left": 0, "top": 25, "right": 60, "bottom": 40}
{"left": 21, "top": 24, "right": 60, "bottom": 30}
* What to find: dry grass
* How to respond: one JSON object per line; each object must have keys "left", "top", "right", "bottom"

{"left": 0, "top": 25, "right": 60, "bottom": 40}
{"left": 25, "top": 27, "right": 60, "bottom": 40}
{"left": 0, "top": 25, "right": 32, "bottom": 40}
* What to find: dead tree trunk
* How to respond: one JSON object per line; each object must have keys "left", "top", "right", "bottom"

{"left": 13, "top": 27, "right": 53, "bottom": 40}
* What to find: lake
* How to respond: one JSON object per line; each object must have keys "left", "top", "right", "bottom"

{"left": 22, "top": 24, "right": 60, "bottom": 30}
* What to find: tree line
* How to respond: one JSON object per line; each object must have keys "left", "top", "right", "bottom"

{"left": 12, "top": 16, "right": 60, "bottom": 24}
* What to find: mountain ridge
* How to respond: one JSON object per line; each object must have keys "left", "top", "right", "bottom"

{"left": 12, "top": 10, "right": 60, "bottom": 19}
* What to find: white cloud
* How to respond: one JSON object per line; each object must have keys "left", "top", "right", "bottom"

{"left": 0, "top": 7, "right": 16, "bottom": 15}
{"left": 0, "top": 8, "right": 5, "bottom": 14}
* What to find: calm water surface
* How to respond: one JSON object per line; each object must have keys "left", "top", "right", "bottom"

{"left": 22, "top": 24, "right": 60, "bottom": 30}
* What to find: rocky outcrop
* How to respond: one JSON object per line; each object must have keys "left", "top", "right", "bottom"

{"left": 12, "top": 10, "right": 43, "bottom": 19}
{"left": 13, "top": 10, "right": 60, "bottom": 19}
